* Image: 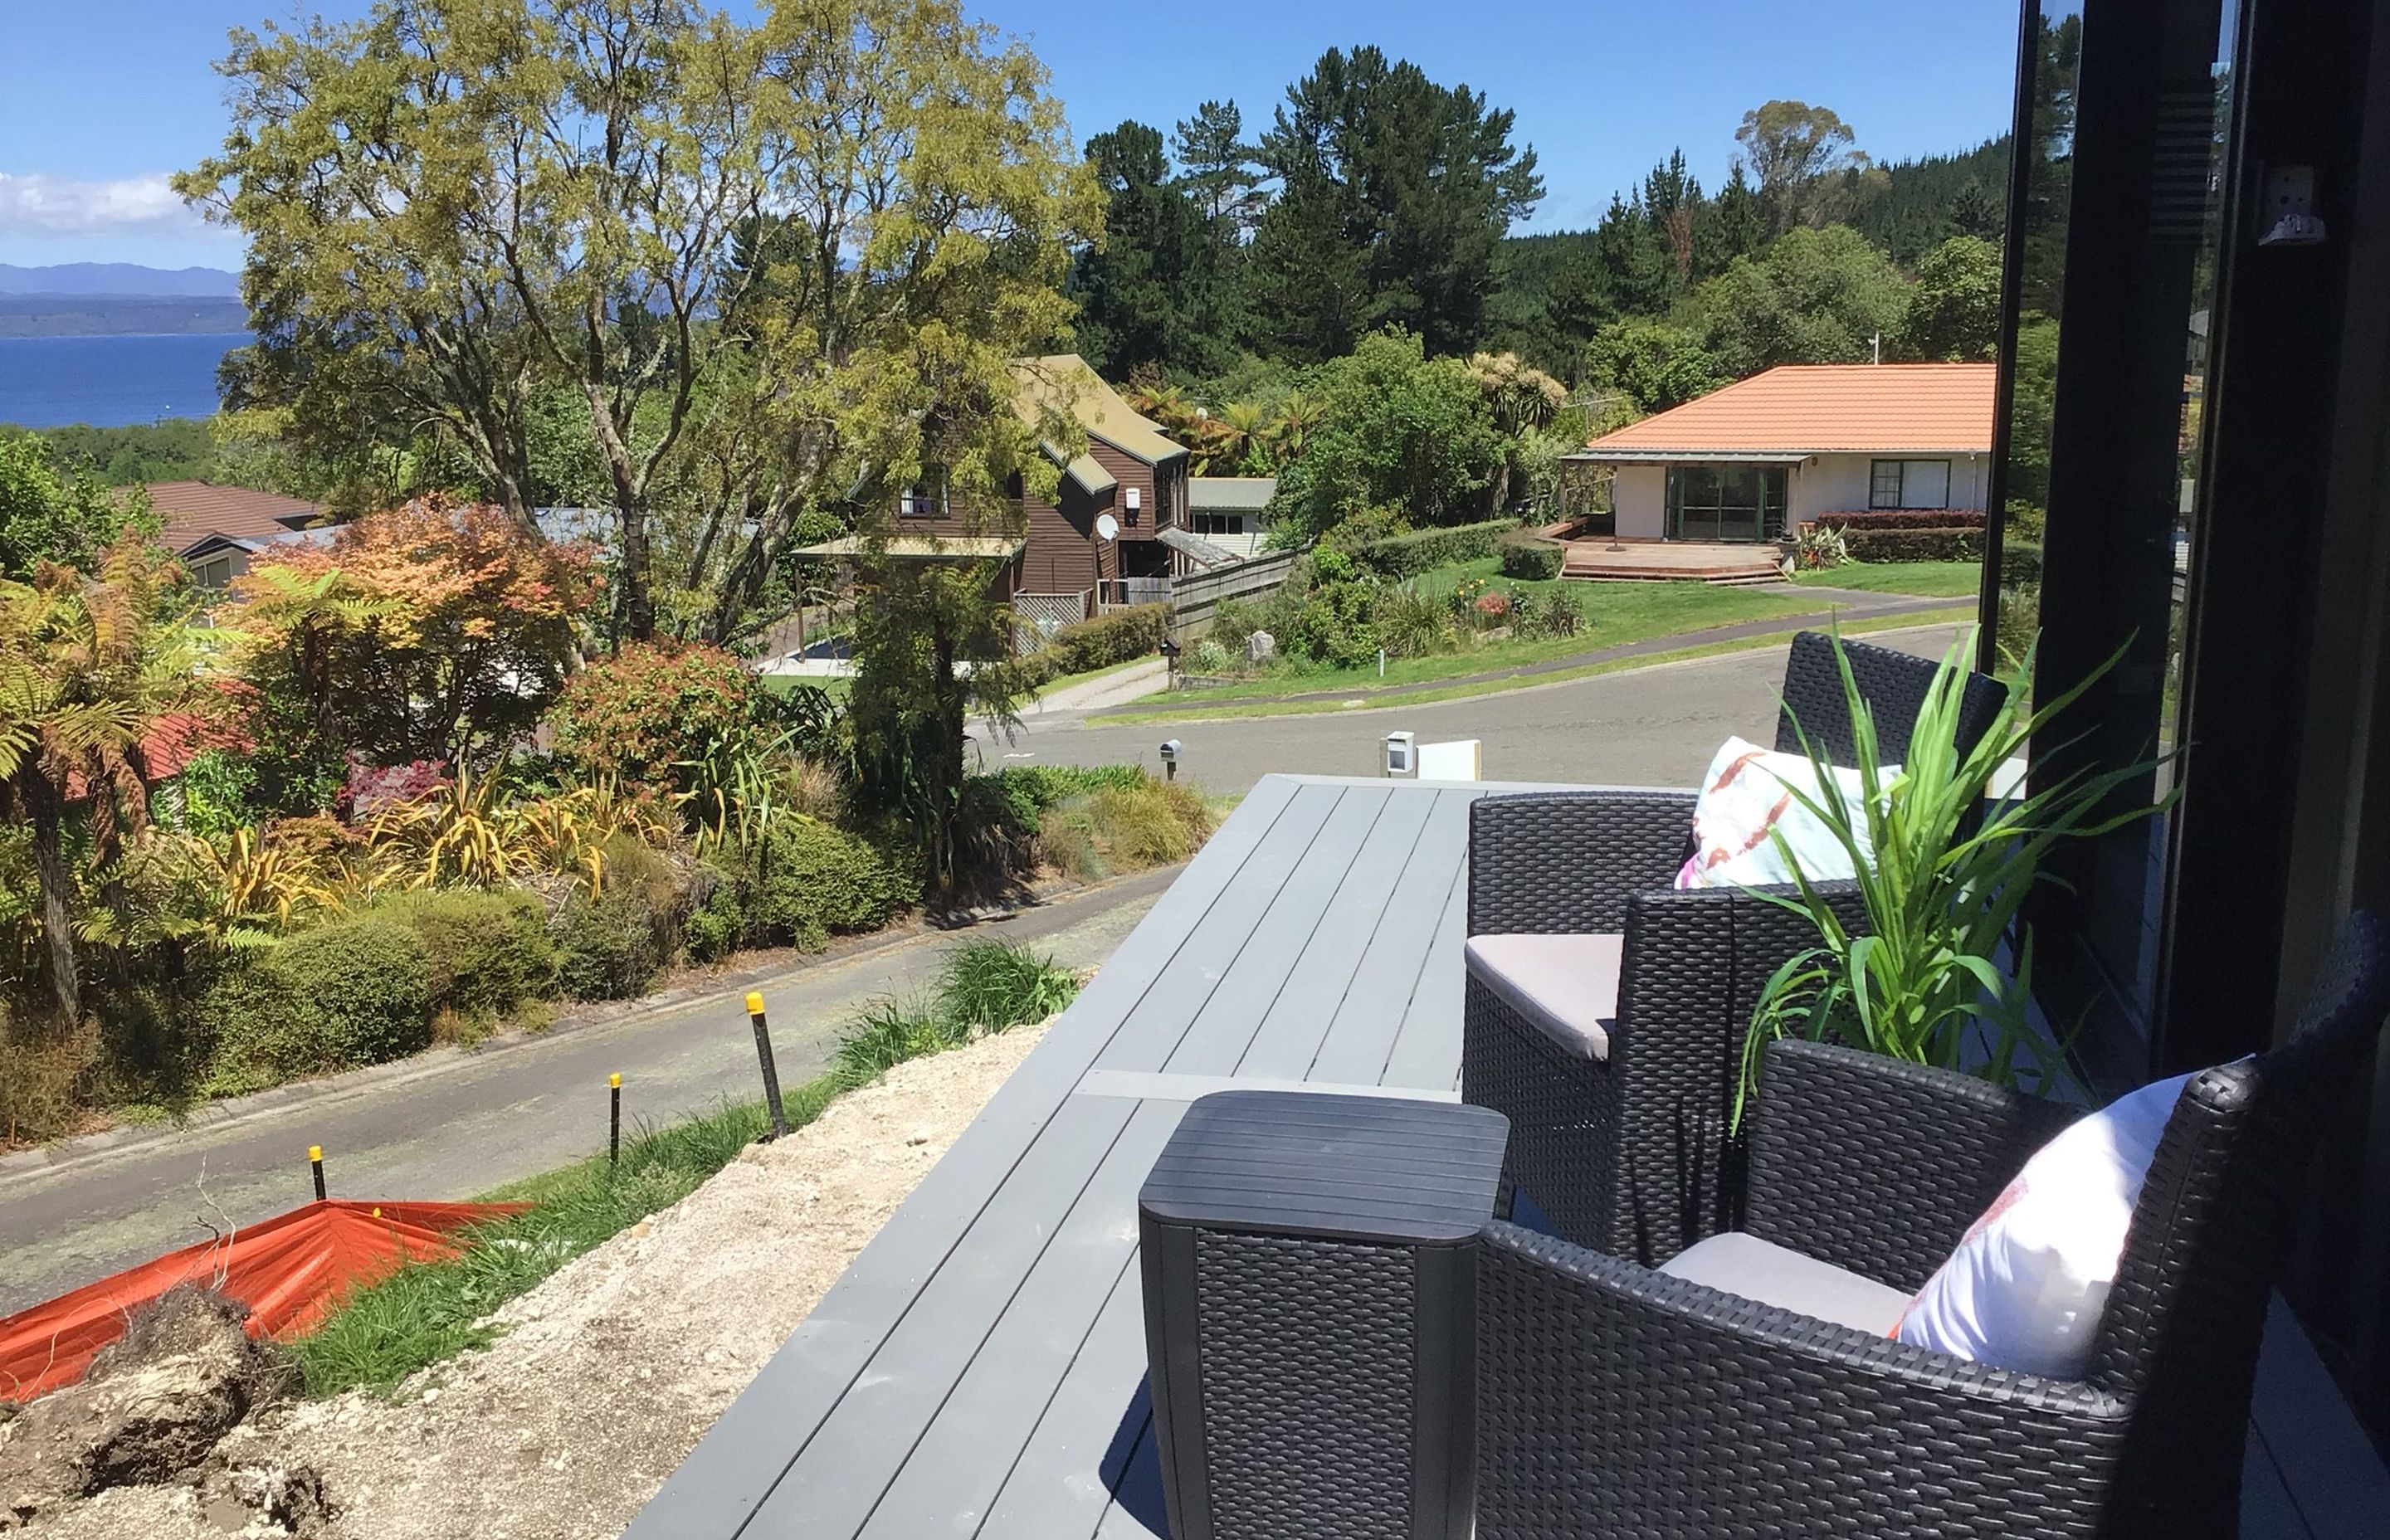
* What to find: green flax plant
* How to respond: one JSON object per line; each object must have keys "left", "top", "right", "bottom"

{"left": 1735, "top": 628, "right": 2173, "bottom": 1125}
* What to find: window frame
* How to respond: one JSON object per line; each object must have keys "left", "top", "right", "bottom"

{"left": 1870, "top": 457, "right": 1953, "bottom": 509}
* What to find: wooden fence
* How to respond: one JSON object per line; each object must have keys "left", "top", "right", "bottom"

{"left": 1167, "top": 548, "right": 1303, "bottom": 639}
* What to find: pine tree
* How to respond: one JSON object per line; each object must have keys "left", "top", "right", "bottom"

{"left": 1694, "top": 162, "right": 1770, "bottom": 279}
{"left": 1172, "top": 100, "right": 1264, "bottom": 233}
{"left": 1074, "top": 121, "right": 1234, "bottom": 378}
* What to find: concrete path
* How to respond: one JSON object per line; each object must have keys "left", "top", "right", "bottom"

{"left": 0, "top": 869, "right": 1175, "bottom": 1315}
{"left": 975, "top": 623, "right": 1964, "bottom": 795}
{"left": 1022, "top": 655, "right": 1173, "bottom": 714}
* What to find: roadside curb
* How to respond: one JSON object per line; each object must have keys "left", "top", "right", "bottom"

{"left": 0, "top": 865, "right": 1178, "bottom": 1187}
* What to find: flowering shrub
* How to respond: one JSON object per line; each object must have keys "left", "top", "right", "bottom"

{"left": 550, "top": 642, "right": 760, "bottom": 794}
{"left": 1794, "top": 525, "right": 1851, "bottom": 571}
{"left": 1474, "top": 590, "right": 1512, "bottom": 621}
{"left": 343, "top": 755, "right": 448, "bottom": 821}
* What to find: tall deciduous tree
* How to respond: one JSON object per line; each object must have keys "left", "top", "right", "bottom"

{"left": 1690, "top": 225, "right": 1911, "bottom": 376}
{"left": 1735, "top": 100, "right": 1868, "bottom": 233}
{"left": 1246, "top": 46, "right": 1542, "bottom": 360}
{"left": 1897, "top": 236, "right": 2004, "bottom": 361}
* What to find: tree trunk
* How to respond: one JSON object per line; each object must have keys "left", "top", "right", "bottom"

{"left": 619, "top": 503, "right": 655, "bottom": 641}
{"left": 23, "top": 775, "right": 80, "bottom": 1024}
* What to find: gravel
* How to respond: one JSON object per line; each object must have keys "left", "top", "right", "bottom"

{"left": 22, "top": 1020, "right": 1049, "bottom": 1540}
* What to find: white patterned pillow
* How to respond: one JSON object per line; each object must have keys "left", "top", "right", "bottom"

{"left": 1895, "top": 1068, "right": 2222, "bottom": 1379}
{"left": 1676, "top": 737, "right": 1885, "bottom": 890}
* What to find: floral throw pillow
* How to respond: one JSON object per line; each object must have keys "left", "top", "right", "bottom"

{"left": 1675, "top": 737, "right": 1886, "bottom": 890}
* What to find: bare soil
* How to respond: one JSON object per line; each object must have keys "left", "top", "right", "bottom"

{"left": 19, "top": 1020, "right": 1048, "bottom": 1539}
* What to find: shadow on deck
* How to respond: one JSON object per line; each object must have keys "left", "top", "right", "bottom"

{"left": 624, "top": 775, "right": 2390, "bottom": 1540}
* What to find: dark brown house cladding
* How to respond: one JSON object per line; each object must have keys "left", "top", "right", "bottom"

{"left": 890, "top": 354, "right": 1189, "bottom": 612}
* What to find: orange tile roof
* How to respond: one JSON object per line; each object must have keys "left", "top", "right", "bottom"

{"left": 1580, "top": 363, "right": 1995, "bottom": 457}
{"left": 144, "top": 480, "right": 326, "bottom": 555}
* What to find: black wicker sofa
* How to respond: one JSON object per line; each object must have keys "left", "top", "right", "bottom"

{"left": 1470, "top": 910, "right": 2389, "bottom": 1538}
{"left": 1461, "top": 631, "right": 2008, "bottom": 1263}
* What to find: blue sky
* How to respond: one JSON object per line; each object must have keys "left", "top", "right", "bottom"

{"left": 0, "top": 0, "right": 2023, "bottom": 269}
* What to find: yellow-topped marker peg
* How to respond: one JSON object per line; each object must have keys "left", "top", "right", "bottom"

{"left": 744, "top": 991, "right": 789, "bottom": 1137}
{"left": 308, "top": 1144, "right": 327, "bottom": 1201}
{"left": 609, "top": 1072, "right": 622, "bottom": 1089}
{"left": 309, "top": 1145, "right": 322, "bottom": 1162}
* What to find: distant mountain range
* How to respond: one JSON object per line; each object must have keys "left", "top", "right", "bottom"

{"left": 0, "top": 263, "right": 241, "bottom": 298}
{"left": 0, "top": 266, "right": 246, "bottom": 338}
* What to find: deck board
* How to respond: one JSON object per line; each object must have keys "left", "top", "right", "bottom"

{"left": 627, "top": 772, "right": 2381, "bottom": 1540}
{"left": 1305, "top": 787, "right": 1478, "bottom": 1087}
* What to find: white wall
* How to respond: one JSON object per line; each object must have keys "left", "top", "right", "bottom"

{"left": 1613, "top": 465, "right": 1667, "bottom": 539}
{"left": 1792, "top": 452, "right": 1990, "bottom": 523}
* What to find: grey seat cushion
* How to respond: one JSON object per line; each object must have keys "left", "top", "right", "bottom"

{"left": 1464, "top": 933, "right": 1622, "bottom": 1061}
{"left": 1658, "top": 1231, "right": 1912, "bottom": 1335}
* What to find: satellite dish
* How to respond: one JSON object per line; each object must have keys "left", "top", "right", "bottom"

{"left": 1095, "top": 513, "right": 1120, "bottom": 542}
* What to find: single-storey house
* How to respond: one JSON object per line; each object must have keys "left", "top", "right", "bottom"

{"left": 1566, "top": 363, "right": 1996, "bottom": 543}
{"left": 145, "top": 480, "right": 329, "bottom": 587}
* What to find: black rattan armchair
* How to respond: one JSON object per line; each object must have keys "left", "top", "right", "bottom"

{"left": 1462, "top": 631, "right": 2007, "bottom": 1262}
{"left": 1472, "top": 912, "right": 2390, "bottom": 1540}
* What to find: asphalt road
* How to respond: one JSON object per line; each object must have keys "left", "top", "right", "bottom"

{"left": 0, "top": 868, "right": 1173, "bottom": 1316}
{"left": 978, "top": 624, "right": 1963, "bottom": 793}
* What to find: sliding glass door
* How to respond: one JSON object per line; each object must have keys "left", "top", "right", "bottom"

{"left": 1665, "top": 465, "right": 1787, "bottom": 542}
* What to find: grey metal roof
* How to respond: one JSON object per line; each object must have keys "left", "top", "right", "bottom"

{"left": 1157, "top": 525, "right": 1241, "bottom": 568}
{"left": 1188, "top": 476, "right": 1277, "bottom": 511}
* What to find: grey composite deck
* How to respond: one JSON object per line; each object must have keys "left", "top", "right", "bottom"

{"left": 625, "top": 773, "right": 2390, "bottom": 1540}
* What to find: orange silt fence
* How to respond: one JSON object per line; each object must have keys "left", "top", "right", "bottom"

{"left": 0, "top": 1199, "right": 525, "bottom": 1403}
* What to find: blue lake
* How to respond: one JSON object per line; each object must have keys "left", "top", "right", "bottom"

{"left": 0, "top": 333, "right": 244, "bottom": 428}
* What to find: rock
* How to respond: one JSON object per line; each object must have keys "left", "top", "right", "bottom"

{"left": 0, "top": 1287, "right": 293, "bottom": 1529}
{"left": 905, "top": 1128, "right": 931, "bottom": 1147}
{"left": 204, "top": 1462, "right": 335, "bottom": 1538}
{"left": 1246, "top": 629, "right": 1276, "bottom": 665}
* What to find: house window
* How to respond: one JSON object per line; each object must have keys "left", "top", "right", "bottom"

{"left": 1665, "top": 464, "right": 1787, "bottom": 542}
{"left": 1870, "top": 459, "right": 1953, "bottom": 509}
{"left": 899, "top": 473, "right": 947, "bottom": 519}
{"left": 1191, "top": 512, "right": 1246, "bottom": 537}
{"left": 191, "top": 553, "right": 236, "bottom": 589}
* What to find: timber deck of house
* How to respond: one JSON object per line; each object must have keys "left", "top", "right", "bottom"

{"left": 1561, "top": 536, "right": 1788, "bottom": 584}
{"left": 625, "top": 774, "right": 2390, "bottom": 1540}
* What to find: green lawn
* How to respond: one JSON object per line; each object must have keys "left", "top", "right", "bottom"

{"left": 1160, "top": 564, "right": 1818, "bottom": 708}
{"left": 1793, "top": 561, "right": 1983, "bottom": 597}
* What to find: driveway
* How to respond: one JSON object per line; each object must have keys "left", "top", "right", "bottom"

{"left": 0, "top": 869, "right": 1174, "bottom": 1315}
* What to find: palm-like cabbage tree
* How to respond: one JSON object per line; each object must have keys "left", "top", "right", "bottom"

{"left": 1215, "top": 402, "right": 1269, "bottom": 475}
{"left": 1260, "top": 392, "right": 1328, "bottom": 468}
{"left": 0, "top": 538, "right": 210, "bottom": 1020}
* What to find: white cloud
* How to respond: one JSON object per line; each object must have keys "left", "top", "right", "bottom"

{"left": 0, "top": 171, "right": 210, "bottom": 239}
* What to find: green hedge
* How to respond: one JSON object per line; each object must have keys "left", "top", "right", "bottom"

{"left": 1349, "top": 518, "right": 1521, "bottom": 578}
{"left": 2001, "top": 542, "right": 2043, "bottom": 584}
{"left": 737, "top": 819, "right": 918, "bottom": 953}
{"left": 198, "top": 916, "right": 437, "bottom": 1094}
{"left": 973, "top": 764, "right": 1149, "bottom": 831}
{"left": 552, "top": 836, "right": 685, "bottom": 1001}
{"left": 1495, "top": 531, "right": 1565, "bottom": 581}
{"left": 1813, "top": 509, "right": 1990, "bottom": 532}
{"left": 1046, "top": 604, "right": 1167, "bottom": 675}
{"left": 379, "top": 889, "right": 558, "bottom": 1022}
{"left": 1842, "top": 527, "right": 1987, "bottom": 563}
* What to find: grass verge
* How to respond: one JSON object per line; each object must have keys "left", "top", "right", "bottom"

{"left": 1097, "top": 607, "right": 1978, "bottom": 724}
{"left": 1173, "top": 573, "right": 1814, "bottom": 705}
{"left": 1792, "top": 561, "right": 1983, "bottom": 597}
{"left": 287, "top": 939, "right": 1080, "bottom": 1398}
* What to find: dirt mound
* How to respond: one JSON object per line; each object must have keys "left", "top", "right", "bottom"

{"left": 0, "top": 1286, "right": 299, "bottom": 1529}
{"left": 12, "top": 1018, "right": 1047, "bottom": 1539}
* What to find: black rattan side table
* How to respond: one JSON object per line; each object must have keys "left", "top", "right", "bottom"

{"left": 1138, "top": 1090, "right": 1510, "bottom": 1540}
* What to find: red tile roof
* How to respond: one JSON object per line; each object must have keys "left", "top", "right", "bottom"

{"left": 144, "top": 480, "right": 327, "bottom": 555}
{"left": 1580, "top": 363, "right": 1996, "bottom": 457}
